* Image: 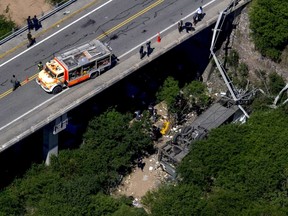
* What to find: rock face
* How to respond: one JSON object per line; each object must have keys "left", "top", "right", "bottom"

{"left": 204, "top": 4, "right": 287, "bottom": 98}
{"left": 230, "top": 6, "right": 287, "bottom": 80}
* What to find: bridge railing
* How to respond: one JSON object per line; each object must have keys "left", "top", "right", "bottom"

{"left": 0, "top": 0, "right": 77, "bottom": 45}
{"left": 210, "top": 0, "right": 252, "bottom": 118}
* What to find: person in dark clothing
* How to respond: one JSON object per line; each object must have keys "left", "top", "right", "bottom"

{"left": 140, "top": 162, "right": 145, "bottom": 171}
{"left": 139, "top": 46, "right": 144, "bottom": 59}
{"left": 178, "top": 20, "right": 183, "bottom": 33}
{"left": 193, "top": 6, "right": 203, "bottom": 26}
{"left": 10, "top": 75, "right": 21, "bottom": 91}
{"left": 146, "top": 41, "right": 151, "bottom": 57}
{"left": 27, "top": 31, "right": 36, "bottom": 47}
{"left": 38, "top": 62, "right": 43, "bottom": 71}
{"left": 32, "top": 15, "right": 41, "bottom": 30}
{"left": 137, "top": 156, "right": 145, "bottom": 171}
{"left": 27, "top": 16, "right": 34, "bottom": 30}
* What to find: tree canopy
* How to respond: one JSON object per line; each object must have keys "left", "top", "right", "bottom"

{"left": 0, "top": 109, "right": 153, "bottom": 215}
{"left": 249, "top": 0, "right": 288, "bottom": 61}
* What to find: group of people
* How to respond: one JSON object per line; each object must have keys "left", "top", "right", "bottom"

{"left": 26, "top": 15, "right": 42, "bottom": 48}
{"left": 139, "top": 41, "right": 152, "bottom": 59}
{"left": 27, "top": 15, "right": 42, "bottom": 31}
{"left": 177, "top": 6, "right": 204, "bottom": 33}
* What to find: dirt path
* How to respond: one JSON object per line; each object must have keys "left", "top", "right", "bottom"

{"left": 0, "top": 0, "right": 52, "bottom": 27}
{"left": 115, "top": 154, "right": 169, "bottom": 202}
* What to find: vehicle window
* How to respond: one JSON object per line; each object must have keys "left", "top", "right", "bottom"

{"left": 69, "top": 69, "right": 83, "bottom": 80}
{"left": 83, "top": 61, "right": 96, "bottom": 71}
{"left": 97, "top": 56, "right": 110, "bottom": 68}
{"left": 57, "top": 72, "right": 64, "bottom": 78}
{"left": 45, "top": 67, "right": 56, "bottom": 78}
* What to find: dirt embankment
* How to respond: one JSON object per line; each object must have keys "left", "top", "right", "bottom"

{"left": 0, "top": 0, "right": 52, "bottom": 27}
{"left": 205, "top": 5, "right": 288, "bottom": 97}
{"left": 231, "top": 6, "right": 288, "bottom": 80}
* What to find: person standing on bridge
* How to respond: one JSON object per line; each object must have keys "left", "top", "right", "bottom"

{"left": 10, "top": 75, "right": 21, "bottom": 91}
{"left": 27, "top": 16, "right": 34, "bottom": 31}
{"left": 146, "top": 41, "right": 151, "bottom": 57}
{"left": 38, "top": 62, "right": 44, "bottom": 71}
{"left": 33, "top": 15, "right": 41, "bottom": 31}
{"left": 139, "top": 46, "right": 144, "bottom": 59}
{"left": 178, "top": 20, "right": 183, "bottom": 33}
{"left": 193, "top": 6, "right": 203, "bottom": 25}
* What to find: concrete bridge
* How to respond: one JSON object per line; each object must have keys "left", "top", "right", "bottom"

{"left": 0, "top": 0, "right": 250, "bottom": 164}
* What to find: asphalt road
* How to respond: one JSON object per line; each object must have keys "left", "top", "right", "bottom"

{"left": 0, "top": 0, "right": 224, "bottom": 147}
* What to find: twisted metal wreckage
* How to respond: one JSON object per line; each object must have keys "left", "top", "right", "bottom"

{"left": 158, "top": 0, "right": 256, "bottom": 178}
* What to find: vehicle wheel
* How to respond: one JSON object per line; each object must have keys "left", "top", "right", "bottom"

{"left": 172, "top": 133, "right": 181, "bottom": 145}
{"left": 90, "top": 71, "right": 99, "bottom": 79}
{"left": 52, "top": 86, "right": 62, "bottom": 94}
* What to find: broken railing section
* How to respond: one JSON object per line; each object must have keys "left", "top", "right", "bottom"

{"left": 210, "top": 0, "right": 255, "bottom": 119}
{"left": 271, "top": 84, "right": 288, "bottom": 108}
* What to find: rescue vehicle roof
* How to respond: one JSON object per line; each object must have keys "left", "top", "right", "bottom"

{"left": 56, "top": 39, "right": 111, "bottom": 70}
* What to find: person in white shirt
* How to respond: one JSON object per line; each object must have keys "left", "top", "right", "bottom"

{"left": 197, "top": 6, "right": 203, "bottom": 15}
{"left": 193, "top": 6, "right": 203, "bottom": 25}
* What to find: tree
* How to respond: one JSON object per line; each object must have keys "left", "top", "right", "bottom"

{"left": 0, "top": 189, "right": 24, "bottom": 215}
{"left": 182, "top": 80, "right": 211, "bottom": 110}
{"left": 249, "top": 0, "right": 288, "bottom": 61}
{"left": 156, "top": 76, "right": 180, "bottom": 108}
{"left": 0, "top": 109, "right": 152, "bottom": 215}
{"left": 142, "top": 184, "right": 203, "bottom": 216}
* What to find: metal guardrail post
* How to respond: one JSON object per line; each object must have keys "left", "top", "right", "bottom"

{"left": 0, "top": 0, "right": 77, "bottom": 45}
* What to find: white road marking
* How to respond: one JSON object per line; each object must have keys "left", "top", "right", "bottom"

{"left": 0, "top": 88, "right": 69, "bottom": 131}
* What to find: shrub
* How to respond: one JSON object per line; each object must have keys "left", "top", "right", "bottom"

{"left": 226, "top": 49, "right": 239, "bottom": 69}
{"left": 249, "top": 0, "right": 288, "bottom": 61}
{"left": 268, "top": 71, "right": 285, "bottom": 95}
{"left": 0, "top": 15, "right": 16, "bottom": 39}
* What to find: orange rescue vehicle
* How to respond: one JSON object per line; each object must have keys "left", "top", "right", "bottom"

{"left": 36, "top": 39, "right": 112, "bottom": 94}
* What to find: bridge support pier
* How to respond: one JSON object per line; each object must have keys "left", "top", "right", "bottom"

{"left": 43, "top": 113, "right": 68, "bottom": 165}
{"left": 43, "top": 123, "right": 59, "bottom": 165}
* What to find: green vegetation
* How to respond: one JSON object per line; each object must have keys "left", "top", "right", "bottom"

{"left": 0, "top": 1, "right": 287, "bottom": 214}
{"left": 156, "top": 77, "right": 211, "bottom": 123}
{"left": 268, "top": 71, "right": 286, "bottom": 95}
{"left": 226, "top": 49, "right": 239, "bottom": 70}
{"left": 249, "top": 0, "right": 288, "bottom": 61}
{"left": 143, "top": 106, "right": 288, "bottom": 215}
{"left": 0, "top": 15, "right": 16, "bottom": 39}
{"left": 181, "top": 80, "right": 211, "bottom": 111}
{"left": 0, "top": 109, "right": 152, "bottom": 215}
{"left": 225, "top": 50, "right": 250, "bottom": 88}
{"left": 156, "top": 76, "right": 180, "bottom": 108}
{"left": 251, "top": 70, "right": 285, "bottom": 110}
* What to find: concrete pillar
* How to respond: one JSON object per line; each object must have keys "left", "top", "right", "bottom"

{"left": 43, "top": 113, "right": 68, "bottom": 165}
{"left": 43, "top": 122, "right": 59, "bottom": 165}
